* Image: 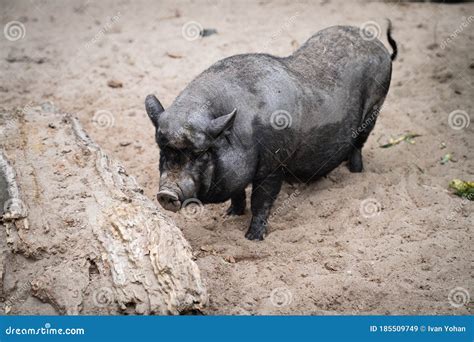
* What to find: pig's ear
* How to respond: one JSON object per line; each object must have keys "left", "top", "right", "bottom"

{"left": 145, "top": 94, "right": 164, "bottom": 128}
{"left": 208, "top": 108, "right": 237, "bottom": 137}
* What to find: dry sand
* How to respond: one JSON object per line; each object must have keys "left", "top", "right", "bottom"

{"left": 1, "top": 0, "right": 472, "bottom": 314}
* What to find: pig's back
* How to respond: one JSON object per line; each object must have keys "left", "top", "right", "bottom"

{"left": 285, "top": 25, "right": 392, "bottom": 90}
{"left": 283, "top": 26, "right": 392, "bottom": 123}
{"left": 278, "top": 26, "right": 393, "bottom": 180}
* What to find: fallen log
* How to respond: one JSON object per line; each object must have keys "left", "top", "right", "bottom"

{"left": 0, "top": 105, "right": 207, "bottom": 315}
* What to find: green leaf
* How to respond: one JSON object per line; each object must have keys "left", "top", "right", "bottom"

{"left": 449, "top": 179, "right": 474, "bottom": 200}
{"left": 379, "top": 132, "right": 421, "bottom": 148}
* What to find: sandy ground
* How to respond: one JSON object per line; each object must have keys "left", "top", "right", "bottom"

{"left": 1, "top": 0, "right": 473, "bottom": 315}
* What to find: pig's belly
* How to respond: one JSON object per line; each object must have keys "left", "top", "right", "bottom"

{"left": 283, "top": 124, "right": 354, "bottom": 183}
{"left": 284, "top": 144, "right": 352, "bottom": 182}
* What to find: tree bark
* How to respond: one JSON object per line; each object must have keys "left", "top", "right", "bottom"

{"left": 0, "top": 106, "right": 207, "bottom": 315}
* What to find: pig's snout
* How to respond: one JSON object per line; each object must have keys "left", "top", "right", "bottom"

{"left": 157, "top": 190, "right": 181, "bottom": 212}
{"left": 157, "top": 174, "right": 197, "bottom": 212}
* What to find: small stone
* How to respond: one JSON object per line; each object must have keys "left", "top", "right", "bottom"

{"left": 107, "top": 80, "right": 123, "bottom": 88}
{"left": 224, "top": 255, "right": 236, "bottom": 263}
{"left": 200, "top": 245, "right": 212, "bottom": 252}
{"left": 166, "top": 52, "right": 183, "bottom": 59}
{"left": 324, "top": 261, "right": 339, "bottom": 272}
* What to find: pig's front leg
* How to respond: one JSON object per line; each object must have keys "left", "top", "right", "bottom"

{"left": 226, "top": 190, "right": 246, "bottom": 216}
{"left": 245, "top": 172, "right": 283, "bottom": 241}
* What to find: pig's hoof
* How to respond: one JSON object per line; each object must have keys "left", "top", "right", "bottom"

{"left": 245, "top": 228, "right": 265, "bottom": 241}
{"left": 348, "top": 162, "right": 363, "bottom": 173}
{"left": 348, "top": 150, "right": 363, "bottom": 173}
{"left": 226, "top": 205, "right": 245, "bottom": 216}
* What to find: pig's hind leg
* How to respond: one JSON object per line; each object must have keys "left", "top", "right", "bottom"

{"left": 226, "top": 190, "right": 246, "bottom": 216}
{"left": 348, "top": 100, "right": 385, "bottom": 173}
{"left": 348, "top": 149, "right": 363, "bottom": 173}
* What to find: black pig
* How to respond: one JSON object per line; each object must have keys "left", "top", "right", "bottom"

{"left": 145, "top": 23, "right": 397, "bottom": 240}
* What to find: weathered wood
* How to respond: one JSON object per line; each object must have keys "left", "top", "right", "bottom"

{"left": 0, "top": 106, "right": 207, "bottom": 314}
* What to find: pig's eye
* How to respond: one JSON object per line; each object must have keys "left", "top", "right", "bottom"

{"left": 198, "top": 152, "right": 209, "bottom": 161}
{"left": 164, "top": 157, "right": 179, "bottom": 169}
{"left": 194, "top": 149, "right": 211, "bottom": 160}
{"left": 162, "top": 149, "right": 184, "bottom": 168}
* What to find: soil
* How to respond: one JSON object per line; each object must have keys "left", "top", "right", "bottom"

{"left": 1, "top": 0, "right": 472, "bottom": 314}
